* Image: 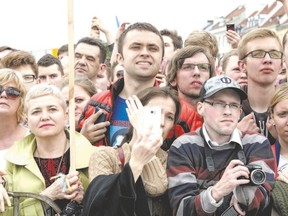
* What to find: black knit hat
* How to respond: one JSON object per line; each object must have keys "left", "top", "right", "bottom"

{"left": 272, "top": 180, "right": 288, "bottom": 215}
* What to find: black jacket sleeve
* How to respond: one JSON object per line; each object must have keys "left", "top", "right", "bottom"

{"left": 82, "top": 163, "right": 151, "bottom": 216}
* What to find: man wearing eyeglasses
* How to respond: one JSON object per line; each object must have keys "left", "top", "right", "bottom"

{"left": 1, "top": 50, "right": 38, "bottom": 91}
{"left": 237, "top": 28, "right": 283, "bottom": 145}
{"left": 167, "top": 75, "right": 275, "bottom": 216}
{"left": 163, "top": 46, "right": 214, "bottom": 149}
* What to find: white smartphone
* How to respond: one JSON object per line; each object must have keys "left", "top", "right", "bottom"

{"left": 143, "top": 106, "right": 162, "bottom": 140}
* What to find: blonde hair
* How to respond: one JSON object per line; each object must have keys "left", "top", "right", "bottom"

{"left": 238, "top": 28, "right": 282, "bottom": 61}
{"left": 25, "top": 83, "right": 67, "bottom": 113}
{"left": 0, "top": 68, "right": 26, "bottom": 123}
{"left": 184, "top": 30, "right": 219, "bottom": 59}
{"left": 269, "top": 83, "right": 288, "bottom": 115}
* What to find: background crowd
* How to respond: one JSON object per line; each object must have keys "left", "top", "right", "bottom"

{"left": 0, "top": 0, "right": 288, "bottom": 215}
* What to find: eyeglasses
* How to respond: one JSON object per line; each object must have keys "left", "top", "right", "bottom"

{"left": 242, "top": 50, "right": 283, "bottom": 60}
{"left": 22, "top": 75, "right": 36, "bottom": 83}
{"left": 181, "top": 63, "right": 211, "bottom": 73}
{"left": 204, "top": 100, "right": 242, "bottom": 110}
{"left": 0, "top": 85, "right": 21, "bottom": 99}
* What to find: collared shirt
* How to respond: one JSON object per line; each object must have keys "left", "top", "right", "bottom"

{"left": 201, "top": 124, "right": 243, "bottom": 207}
{"left": 202, "top": 123, "right": 243, "bottom": 148}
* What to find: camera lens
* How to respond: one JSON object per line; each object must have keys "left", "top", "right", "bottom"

{"left": 250, "top": 169, "right": 266, "bottom": 185}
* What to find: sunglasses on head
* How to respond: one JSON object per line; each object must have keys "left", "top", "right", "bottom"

{"left": 0, "top": 85, "right": 21, "bottom": 99}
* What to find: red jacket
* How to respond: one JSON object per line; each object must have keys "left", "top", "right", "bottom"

{"left": 78, "top": 79, "right": 124, "bottom": 146}
{"left": 163, "top": 98, "right": 203, "bottom": 150}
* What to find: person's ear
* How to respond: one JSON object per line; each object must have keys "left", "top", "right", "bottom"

{"left": 238, "top": 60, "right": 246, "bottom": 74}
{"left": 170, "top": 79, "right": 177, "bottom": 87}
{"left": 98, "top": 64, "right": 107, "bottom": 75}
{"left": 116, "top": 53, "right": 124, "bottom": 66}
{"left": 197, "top": 102, "right": 204, "bottom": 116}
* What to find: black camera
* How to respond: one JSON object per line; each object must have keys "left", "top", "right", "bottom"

{"left": 239, "top": 164, "right": 266, "bottom": 185}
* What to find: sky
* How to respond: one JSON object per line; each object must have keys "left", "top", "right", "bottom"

{"left": 0, "top": 0, "right": 274, "bottom": 52}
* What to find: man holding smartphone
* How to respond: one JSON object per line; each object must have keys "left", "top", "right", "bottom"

{"left": 78, "top": 22, "right": 165, "bottom": 146}
{"left": 225, "top": 23, "right": 241, "bottom": 49}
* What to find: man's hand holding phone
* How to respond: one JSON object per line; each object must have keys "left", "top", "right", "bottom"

{"left": 80, "top": 107, "right": 110, "bottom": 144}
{"left": 225, "top": 23, "right": 241, "bottom": 48}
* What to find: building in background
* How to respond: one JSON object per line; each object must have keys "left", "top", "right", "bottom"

{"left": 205, "top": 1, "right": 288, "bottom": 57}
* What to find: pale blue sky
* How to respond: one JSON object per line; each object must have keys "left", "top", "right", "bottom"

{"left": 0, "top": 0, "right": 273, "bottom": 52}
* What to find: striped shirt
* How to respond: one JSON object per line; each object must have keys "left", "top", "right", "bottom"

{"left": 167, "top": 127, "right": 276, "bottom": 216}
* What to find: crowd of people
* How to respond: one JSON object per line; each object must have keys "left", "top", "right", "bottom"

{"left": 0, "top": 0, "right": 288, "bottom": 215}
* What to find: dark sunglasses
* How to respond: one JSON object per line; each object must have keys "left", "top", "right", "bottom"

{"left": 0, "top": 85, "right": 21, "bottom": 99}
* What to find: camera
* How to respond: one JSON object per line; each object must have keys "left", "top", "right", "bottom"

{"left": 239, "top": 164, "right": 266, "bottom": 185}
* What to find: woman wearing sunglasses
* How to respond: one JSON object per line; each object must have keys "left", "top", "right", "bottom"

{"left": 0, "top": 83, "right": 95, "bottom": 215}
{"left": 0, "top": 68, "right": 29, "bottom": 171}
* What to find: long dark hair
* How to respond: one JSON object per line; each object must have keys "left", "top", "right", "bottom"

{"left": 120, "top": 86, "right": 181, "bottom": 145}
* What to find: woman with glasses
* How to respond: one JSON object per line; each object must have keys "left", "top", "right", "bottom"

{"left": 1, "top": 50, "right": 38, "bottom": 91}
{"left": 0, "top": 83, "right": 95, "bottom": 215}
{"left": 0, "top": 68, "right": 29, "bottom": 171}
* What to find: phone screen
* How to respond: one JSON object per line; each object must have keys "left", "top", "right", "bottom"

{"left": 94, "top": 107, "right": 106, "bottom": 124}
{"left": 226, "top": 24, "right": 235, "bottom": 31}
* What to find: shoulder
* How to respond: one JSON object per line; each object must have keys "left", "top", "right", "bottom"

{"left": 170, "top": 130, "right": 204, "bottom": 150}
{"left": 6, "top": 134, "right": 36, "bottom": 164}
{"left": 241, "top": 131, "right": 269, "bottom": 146}
{"left": 90, "top": 145, "right": 118, "bottom": 163}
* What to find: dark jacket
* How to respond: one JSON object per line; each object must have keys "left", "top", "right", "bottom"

{"left": 82, "top": 163, "right": 151, "bottom": 216}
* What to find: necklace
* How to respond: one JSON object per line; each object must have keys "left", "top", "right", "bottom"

{"left": 35, "top": 139, "right": 69, "bottom": 182}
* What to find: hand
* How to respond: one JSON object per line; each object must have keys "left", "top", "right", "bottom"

{"left": 155, "top": 73, "right": 167, "bottom": 87}
{"left": 115, "top": 22, "right": 130, "bottom": 40}
{"left": 0, "top": 184, "right": 11, "bottom": 212}
{"left": 225, "top": 30, "right": 241, "bottom": 48}
{"left": 125, "top": 95, "right": 145, "bottom": 133}
{"left": 91, "top": 16, "right": 109, "bottom": 34}
{"left": 267, "top": 116, "right": 278, "bottom": 140}
{"left": 41, "top": 171, "right": 83, "bottom": 201}
{"left": 80, "top": 110, "right": 110, "bottom": 144}
{"left": 238, "top": 113, "right": 259, "bottom": 134}
{"left": 230, "top": 195, "right": 246, "bottom": 216}
{"left": 211, "top": 160, "right": 249, "bottom": 202}
{"left": 129, "top": 129, "right": 163, "bottom": 181}
{"left": 277, "top": 166, "right": 288, "bottom": 183}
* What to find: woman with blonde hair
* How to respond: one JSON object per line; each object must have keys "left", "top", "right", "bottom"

{"left": 0, "top": 68, "right": 28, "bottom": 170}
{"left": 0, "top": 83, "right": 95, "bottom": 215}
{"left": 269, "top": 84, "right": 288, "bottom": 215}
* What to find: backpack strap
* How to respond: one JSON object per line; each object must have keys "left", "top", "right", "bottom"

{"left": 117, "top": 146, "right": 125, "bottom": 169}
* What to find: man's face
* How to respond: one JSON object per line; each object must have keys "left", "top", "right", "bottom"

{"left": 198, "top": 89, "right": 242, "bottom": 141}
{"left": 224, "top": 55, "right": 247, "bottom": 87}
{"left": 163, "top": 35, "right": 175, "bottom": 61}
{"left": 74, "top": 43, "right": 101, "bottom": 81}
{"left": 239, "top": 37, "right": 283, "bottom": 86}
{"left": 14, "top": 65, "right": 37, "bottom": 91}
{"left": 118, "top": 30, "right": 163, "bottom": 81}
{"left": 174, "top": 52, "right": 211, "bottom": 101}
{"left": 38, "top": 64, "right": 63, "bottom": 89}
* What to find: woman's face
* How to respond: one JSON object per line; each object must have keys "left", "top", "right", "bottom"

{"left": 61, "top": 85, "right": 91, "bottom": 124}
{"left": 145, "top": 96, "right": 176, "bottom": 139}
{"left": 271, "top": 98, "right": 288, "bottom": 145}
{"left": 27, "top": 95, "right": 67, "bottom": 138}
{"left": 0, "top": 82, "right": 21, "bottom": 118}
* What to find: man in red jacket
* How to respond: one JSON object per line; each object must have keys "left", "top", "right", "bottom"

{"left": 78, "top": 22, "right": 164, "bottom": 146}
